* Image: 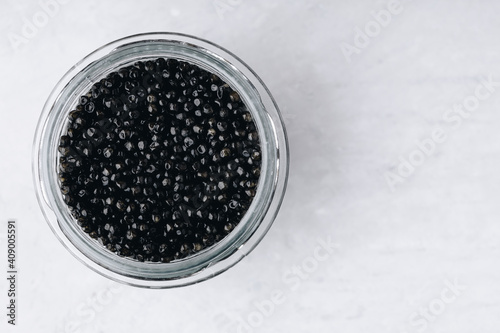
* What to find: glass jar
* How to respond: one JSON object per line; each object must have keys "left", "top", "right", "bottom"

{"left": 33, "top": 32, "right": 289, "bottom": 288}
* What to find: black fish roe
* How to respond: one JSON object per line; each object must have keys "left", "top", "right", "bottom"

{"left": 57, "top": 58, "right": 261, "bottom": 263}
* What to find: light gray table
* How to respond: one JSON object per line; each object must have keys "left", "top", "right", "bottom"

{"left": 1, "top": 0, "right": 499, "bottom": 332}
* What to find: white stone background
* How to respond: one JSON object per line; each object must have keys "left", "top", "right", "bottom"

{"left": 1, "top": 0, "right": 500, "bottom": 332}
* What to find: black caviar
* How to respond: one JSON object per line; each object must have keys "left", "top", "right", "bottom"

{"left": 57, "top": 58, "right": 261, "bottom": 262}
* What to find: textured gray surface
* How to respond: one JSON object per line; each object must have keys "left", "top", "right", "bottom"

{"left": 1, "top": 0, "right": 500, "bottom": 332}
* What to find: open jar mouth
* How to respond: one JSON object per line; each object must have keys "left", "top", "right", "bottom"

{"left": 33, "top": 32, "right": 289, "bottom": 288}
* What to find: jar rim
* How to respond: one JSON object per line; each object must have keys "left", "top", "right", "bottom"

{"left": 33, "top": 32, "right": 289, "bottom": 288}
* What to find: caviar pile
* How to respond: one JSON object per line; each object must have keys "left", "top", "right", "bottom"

{"left": 57, "top": 58, "right": 261, "bottom": 262}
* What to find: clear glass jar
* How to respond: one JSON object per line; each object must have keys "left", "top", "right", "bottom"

{"left": 33, "top": 32, "right": 289, "bottom": 288}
